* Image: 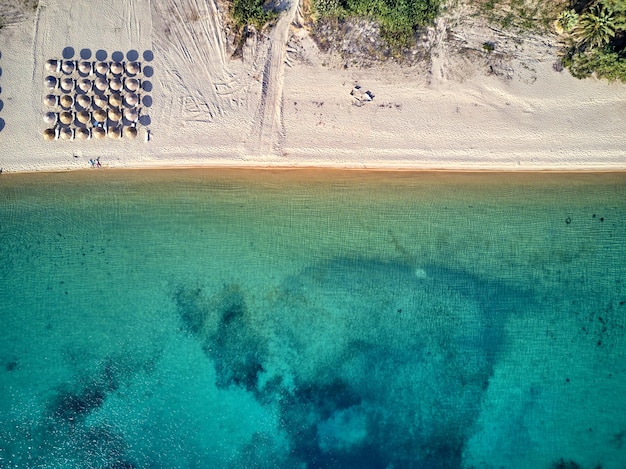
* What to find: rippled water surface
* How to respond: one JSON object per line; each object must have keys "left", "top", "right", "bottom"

{"left": 1, "top": 169, "right": 625, "bottom": 468}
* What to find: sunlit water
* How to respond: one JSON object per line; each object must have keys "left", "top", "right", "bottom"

{"left": 1, "top": 169, "right": 625, "bottom": 468}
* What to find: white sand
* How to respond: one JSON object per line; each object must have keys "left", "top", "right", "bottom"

{"left": 0, "top": 0, "right": 625, "bottom": 173}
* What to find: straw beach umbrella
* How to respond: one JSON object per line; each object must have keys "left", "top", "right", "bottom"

{"left": 43, "top": 128, "right": 58, "bottom": 140}
{"left": 59, "top": 111, "right": 73, "bottom": 125}
{"left": 125, "top": 61, "right": 140, "bottom": 75}
{"left": 123, "top": 107, "right": 138, "bottom": 122}
{"left": 76, "top": 127, "right": 90, "bottom": 140}
{"left": 92, "top": 127, "right": 106, "bottom": 139}
{"left": 108, "top": 107, "right": 122, "bottom": 122}
{"left": 45, "top": 76, "right": 58, "bottom": 90}
{"left": 78, "top": 61, "right": 92, "bottom": 75}
{"left": 59, "top": 127, "right": 73, "bottom": 140}
{"left": 60, "top": 94, "right": 74, "bottom": 109}
{"left": 43, "top": 112, "right": 58, "bottom": 125}
{"left": 124, "top": 126, "right": 138, "bottom": 139}
{"left": 107, "top": 126, "right": 122, "bottom": 139}
{"left": 93, "top": 109, "right": 107, "bottom": 123}
{"left": 62, "top": 61, "right": 75, "bottom": 74}
{"left": 60, "top": 78, "right": 74, "bottom": 92}
{"left": 76, "top": 110, "right": 91, "bottom": 124}
{"left": 124, "top": 93, "right": 139, "bottom": 107}
{"left": 125, "top": 78, "right": 140, "bottom": 92}
{"left": 45, "top": 59, "right": 60, "bottom": 73}
{"left": 109, "top": 93, "right": 122, "bottom": 107}
{"left": 96, "top": 61, "right": 109, "bottom": 75}
{"left": 77, "top": 78, "right": 92, "bottom": 93}
{"left": 44, "top": 94, "right": 58, "bottom": 107}
{"left": 77, "top": 94, "right": 91, "bottom": 109}
{"left": 110, "top": 77, "right": 123, "bottom": 91}
{"left": 93, "top": 94, "right": 108, "bottom": 109}
{"left": 110, "top": 62, "right": 123, "bottom": 75}
{"left": 95, "top": 77, "right": 108, "bottom": 92}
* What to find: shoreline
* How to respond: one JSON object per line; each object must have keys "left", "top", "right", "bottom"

{"left": 4, "top": 163, "right": 626, "bottom": 176}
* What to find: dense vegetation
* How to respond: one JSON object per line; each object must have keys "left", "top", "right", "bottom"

{"left": 226, "top": 0, "right": 626, "bottom": 83}
{"left": 314, "top": 0, "right": 441, "bottom": 49}
{"left": 555, "top": 0, "right": 626, "bottom": 81}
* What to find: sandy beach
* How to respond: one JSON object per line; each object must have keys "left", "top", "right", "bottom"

{"left": 0, "top": 0, "right": 625, "bottom": 173}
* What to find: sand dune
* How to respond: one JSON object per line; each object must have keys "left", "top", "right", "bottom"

{"left": 0, "top": 0, "right": 625, "bottom": 172}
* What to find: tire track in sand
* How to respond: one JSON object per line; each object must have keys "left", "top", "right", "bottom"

{"left": 246, "top": 0, "right": 299, "bottom": 157}
{"left": 151, "top": 0, "right": 236, "bottom": 123}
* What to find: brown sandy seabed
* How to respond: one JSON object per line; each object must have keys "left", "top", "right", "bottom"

{"left": 0, "top": 0, "right": 625, "bottom": 173}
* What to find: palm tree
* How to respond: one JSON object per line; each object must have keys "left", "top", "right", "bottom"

{"left": 572, "top": 3, "right": 618, "bottom": 49}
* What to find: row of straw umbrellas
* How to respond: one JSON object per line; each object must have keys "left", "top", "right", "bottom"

{"left": 45, "top": 59, "right": 141, "bottom": 77}
{"left": 43, "top": 92, "right": 141, "bottom": 110}
{"left": 44, "top": 107, "right": 139, "bottom": 125}
{"left": 43, "top": 125, "right": 138, "bottom": 141}
{"left": 44, "top": 76, "right": 142, "bottom": 94}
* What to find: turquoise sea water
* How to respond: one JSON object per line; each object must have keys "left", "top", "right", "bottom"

{"left": 0, "top": 169, "right": 625, "bottom": 468}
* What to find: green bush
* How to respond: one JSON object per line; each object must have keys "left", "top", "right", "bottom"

{"left": 564, "top": 47, "right": 626, "bottom": 82}
{"left": 231, "top": 0, "right": 276, "bottom": 30}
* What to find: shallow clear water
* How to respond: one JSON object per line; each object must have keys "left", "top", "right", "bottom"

{"left": 0, "top": 169, "right": 625, "bottom": 468}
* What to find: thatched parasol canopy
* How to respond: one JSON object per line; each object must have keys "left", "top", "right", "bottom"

{"left": 109, "top": 93, "right": 123, "bottom": 107}
{"left": 125, "top": 61, "right": 140, "bottom": 75}
{"left": 44, "top": 94, "right": 58, "bottom": 107}
{"left": 110, "top": 77, "right": 123, "bottom": 91}
{"left": 62, "top": 60, "right": 75, "bottom": 74}
{"left": 43, "top": 128, "right": 57, "bottom": 140}
{"left": 45, "top": 76, "right": 58, "bottom": 90}
{"left": 76, "top": 128, "right": 90, "bottom": 140}
{"left": 96, "top": 61, "right": 109, "bottom": 75}
{"left": 95, "top": 77, "right": 109, "bottom": 92}
{"left": 59, "top": 127, "right": 73, "bottom": 140}
{"left": 125, "top": 78, "right": 140, "bottom": 92}
{"left": 78, "top": 61, "right": 92, "bottom": 75}
{"left": 76, "top": 110, "right": 91, "bottom": 124}
{"left": 60, "top": 94, "right": 74, "bottom": 109}
{"left": 45, "top": 59, "right": 59, "bottom": 73}
{"left": 60, "top": 78, "right": 74, "bottom": 92}
{"left": 77, "top": 94, "right": 91, "bottom": 109}
{"left": 43, "top": 112, "right": 58, "bottom": 125}
{"left": 59, "top": 111, "right": 73, "bottom": 125}
{"left": 124, "top": 126, "right": 138, "bottom": 139}
{"left": 107, "top": 126, "right": 122, "bottom": 139}
{"left": 93, "top": 94, "right": 108, "bottom": 109}
{"left": 93, "top": 109, "right": 107, "bottom": 123}
{"left": 124, "top": 93, "right": 139, "bottom": 107}
{"left": 123, "top": 107, "right": 139, "bottom": 122}
{"left": 108, "top": 107, "right": 122, "bottom": 122}
{"left": 77, "top": 78, "right": 92, "bottom": 93}
{"left": 92, "top": 127, "right": 106, "bottom": 139}
{"left": 110, "top": 62, "right": 124, "bottom": 75}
